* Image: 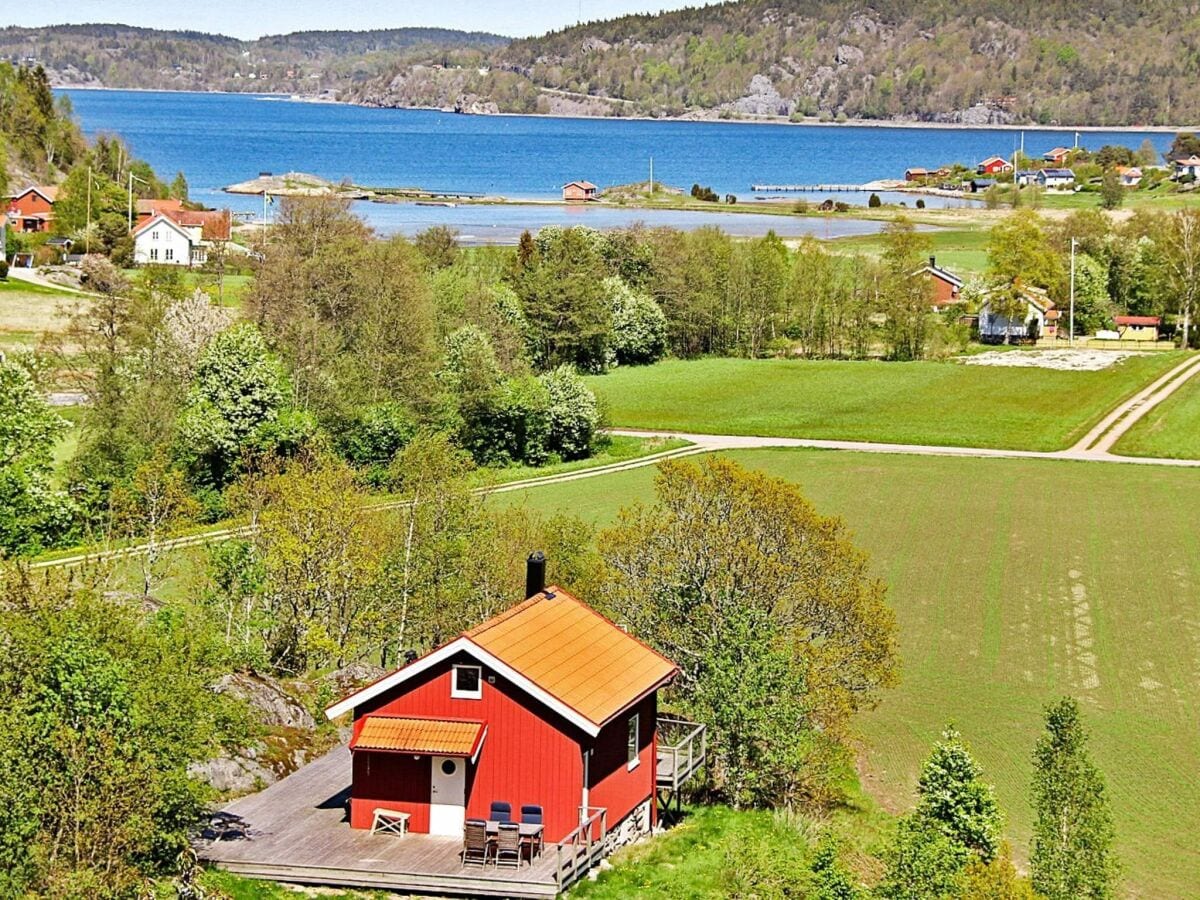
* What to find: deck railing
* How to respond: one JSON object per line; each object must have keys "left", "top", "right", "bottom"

{"left": 656, "top": 717, "right": 707, "bottom": 792}
{"left": 555, "top": 806, "right": 607, "bottom": 890}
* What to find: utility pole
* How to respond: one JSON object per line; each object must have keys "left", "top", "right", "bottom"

{"left": 86, "top": 166, "right": 92, "bottom": 255}
{"left": 127, "top": 171, "right": 147, "bottom": 232}
{"left": 649, "top": 156, "right": 654, "bottom": 195}
{"left": 1069, "top": 237, "right": 1077, "bottom": 346}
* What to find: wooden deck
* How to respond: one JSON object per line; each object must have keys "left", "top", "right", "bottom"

{"left": 195, "top": 747, "right": 560, "bottom": 898}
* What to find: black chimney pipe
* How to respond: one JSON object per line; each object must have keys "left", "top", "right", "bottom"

{"left": 526, "top": 551, "right": 547, "bottom": 599}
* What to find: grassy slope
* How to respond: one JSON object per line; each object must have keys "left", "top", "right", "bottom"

{"left": 1113, "top": 372, "right": 1200, "bottom": 460}
{"left": 829, "top": 228, "right": 991, "bottom": 275}
{"left": 494, "top": 449, "right": 1200, "bottom": 897}
{"left": 0, "top": 277, "right": 80, "bottom": 342}
{"left": 588, "top": 355, "right": 1182, "bottom": 452}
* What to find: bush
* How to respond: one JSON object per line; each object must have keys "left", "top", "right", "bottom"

{"left": 334, "top": 403, "right": 418, "bottom": 469}
{"left": 460, "top": 375, "right": 551, "bottom": 467}
{"left": 0, "top": 259, "right": 8, "bottom": 280}
{"left": 868, "top": 193, "right": 882, "bottom": 208}
{"left": 916, "top": 198, "right": 926, "bottom": 209}
{"left": 607, "top": 277, "right": 668, "bottom": 365}
{"left": 540, "top": 365, "right": 600, "bottom": 460}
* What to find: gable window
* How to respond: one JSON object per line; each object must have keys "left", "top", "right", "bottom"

{"left": 152, "top": 229, "right": 159, "bottom": 240}
{"left": 452, "top": 664, "right": 482, "bottom": 699}
{"left": 627, "top": 713, "right": 640, "bottom": 770}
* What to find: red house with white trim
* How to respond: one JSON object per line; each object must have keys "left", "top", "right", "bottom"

{"left": 976, "top": 156, "right": 1013, "bottom": 176}
{"left": 914, "top": 256, "right": 964, "bottom": 308}
{"left": 325, "top": 564, "right": 680, "bottom": 845}
{"left": 5, "top": 185, "right": 58, "bottom": 233}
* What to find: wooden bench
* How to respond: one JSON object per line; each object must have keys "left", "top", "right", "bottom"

{"left": 370, "top": 808, "right": 411, "bottom": 837}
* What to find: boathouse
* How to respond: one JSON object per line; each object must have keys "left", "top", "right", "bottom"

{"left": 562, "top": 180, "right": 598, "bottom": 201}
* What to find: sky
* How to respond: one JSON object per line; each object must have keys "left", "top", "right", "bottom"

{"left": 0, "top": 0, "right": 720, "bottom": 40}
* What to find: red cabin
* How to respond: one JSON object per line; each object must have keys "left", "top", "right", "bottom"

{"left": 562, "top": 181, "right": 598, "bottom": 202}
{"left": 325, "top": 576, "right": 679, "bottom": 845}
{"left": 976, "top": 156, "right": 1013, "bottom": 176}
{"left": 5, "top": 185, "right": 58, "bottom": 233}
{"left": 915, "top": 256, "right": 965, "bottom": 308}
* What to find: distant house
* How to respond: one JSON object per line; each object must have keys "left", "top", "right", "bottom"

{"left": 1116, "top": 166, "right": 1143, "bottom": 187}
{"left": 1174, "top": 156, "right": 1200, "bottom": 180}
{"left": 914, "top": 256, "right": 964, "bottom": 308}
{"left": 5, "top": 185, "right": 58, "bottom": 233}
{"left": 1015, "top": 170, "right": 1040, "bottom": 187}
{"left": 978, "top": 286, "right": 1058, "bottom": 342}
{"left": 976, "top": 156, "right": 1013, "bottom": 176}
{"left": 133, "top": 208, "right": 232, "bottom": 267}
{"left": 968, "top": 178, "right": 997, "bottom": 193}
{"left": 904, "top": 167, "right": 930, "bottom": 182}
{"left": 324, "top": 557, "right": 683, "bottom": 843}
{"left": 1037, "top": 168, "right": 1076, "bottom": 189}
{"left": 1113, "top": 315, "right": 1161, "bottom": 341}
{"left": 1043, "top": 147, "right": 1073, "bottom": 165}
{"left": 562, "top": 181, "right": 598, "bottom": 202}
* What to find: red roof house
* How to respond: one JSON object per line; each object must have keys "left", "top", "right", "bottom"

{"left": 562, "top": 181, "right": 598, "bottom": 202}
{"left": 5, "top": 185, "right": 58, "bottom": 233}
{"left": 976, "top": 156, "right": 1013, "bottom": 176}
{"left": 1043, "top": 147, "right": 1073, "bottom": 165}
{"left": 325, "top": 559, "right": 681, "bottom": 844}
{"left": 1114, "top": 315, "right": 1162, "bottom": 341}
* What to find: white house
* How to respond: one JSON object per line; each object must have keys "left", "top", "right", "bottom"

{"left": 978, "top": 286, "right": 1058, "bottom": 342}
{"left": 1037, "top": 168, "right": 1076, "bottom": 189}
{"left": 1015, "top": 170, "right": 1040, "bottom": 187}
{"left": 1117, "top": 166, "right": 1143, "bottom": 187}
{"left": 1174, "top": 156, "right": 1200, "bottom": 180}
{"left": 132, "top": 210, "right": 231, "bottom": 267}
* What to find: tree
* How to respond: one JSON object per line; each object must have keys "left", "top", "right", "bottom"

{"left": 1030, "top": 698, "right": 1119, "bottom": 899}
{"left": 1156, "top": 209, "right": 1200, "bottom": 347}
{"left": 109, "top": 456, "right": 200, "bottom": 596}
{"left": 607, "top": 276, "right": 668, "bottom": 365}
{"left": 177, "top": 323, "right": 286, "bottom": 488}
{"left": 986, "top": 211, "right": 1063, "bottom": 345}
{"left": 540, "top": 365, "right": 600, "bottom": 460}
{"left": 1067, "top": 254, "right": 1114, "bottom": 336}
{"left": 169, "top": 170, "right": 189, "bottom": 201}
{"left": 879, "top": 817, "right": 971, "bottom": 899}
{"left": 0, "top": 360, "right": 73, "bottom": 556}
{"left": 878, "top": 217, "right": 935, "bottom": 360}
{"left": 414, "top": 225, "right": 460, "bottom": 270}
{"left": 914, "top": 727, "right": 1003, "bottom": 862}
{"left": 1167, "top": 132, "right": 1200, "bottom": 162}
{"left": 597, "top": 457, "right": 897, "bottom": 807}
{"left": 1099, "top": 169, "right": 1125, "bottom": 210}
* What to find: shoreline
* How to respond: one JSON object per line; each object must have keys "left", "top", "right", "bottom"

{"left": 57, "top": 85, "right": 1200, "bottom": 134}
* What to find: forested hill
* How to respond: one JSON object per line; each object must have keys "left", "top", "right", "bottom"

{"left": 352, "top": 0, "right": 1200, "bottom": 126}
{"left": 0, "top": 25, "right": 510, "bottom": 95}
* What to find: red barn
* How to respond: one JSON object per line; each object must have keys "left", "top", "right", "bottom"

{"left": 5, "top": 185, "right": 58, "bottom": 233}
{"left": 325, "top": 567, "right": 679, "bottom": 845}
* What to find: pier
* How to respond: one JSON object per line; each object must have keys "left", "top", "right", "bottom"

{"left": 751, "top": 183, "right": 869, "bottom": 192}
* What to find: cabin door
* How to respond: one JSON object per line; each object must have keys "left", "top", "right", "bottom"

{"left": 429, "top": 756, "right": 466, "bottom": 838}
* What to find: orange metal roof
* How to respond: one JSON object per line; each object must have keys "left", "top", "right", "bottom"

{"left": 466, "top": 587, "right": 678, "bottom": 728}
{"left": 351, "top": 715, "right": 486, "bottom": 756}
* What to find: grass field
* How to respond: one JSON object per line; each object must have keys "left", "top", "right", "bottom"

{"left": 493, "top": 448, "right": 1200, "bottom": 896}
{"left": 829, "top": 227, "right": 991, "bottom": 274}
{"left": 0, "top": 277, "right": 79, "bottom": 343}
{"left": 1113, "top": 372, "right": 1200, "bottom": 460}
{"left": 587, "top": 355, "right": 1183, "bottom": 452}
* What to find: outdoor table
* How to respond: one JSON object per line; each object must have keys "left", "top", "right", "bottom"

{"left": 485, "top": 821, "right": 545, "bottom": 857}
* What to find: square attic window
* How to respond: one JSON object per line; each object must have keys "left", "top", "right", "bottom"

{"left": 452, "top": 664, "right": 483, "bottom": 699}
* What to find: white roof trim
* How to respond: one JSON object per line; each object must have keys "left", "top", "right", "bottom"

{"left": 134, "top": 213, "right": 194, "bottom": 243}
{"left": 324, "top": 636, "right": 603, "bottom": 737}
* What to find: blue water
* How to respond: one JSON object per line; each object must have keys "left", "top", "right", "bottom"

{"left": 62, "top": 89, "right": 1174, "bottom": 240}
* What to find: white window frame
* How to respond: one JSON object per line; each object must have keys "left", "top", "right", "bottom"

{"left": 451, "top": 664, "right": 483, "bottom": 700}
{"left": 626, "top": 713, "right": 640, "bottom": 770}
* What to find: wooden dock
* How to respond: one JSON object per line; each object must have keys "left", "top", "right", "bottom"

{"left": 196, "top": 748, "right": 561, "bottom": 898}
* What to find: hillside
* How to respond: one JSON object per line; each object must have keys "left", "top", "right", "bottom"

{"left": 352, "top": 0, "right": 1200, "bottom": 126}
{"left": 0, "top": 25, "right": 509, "bottom": 96}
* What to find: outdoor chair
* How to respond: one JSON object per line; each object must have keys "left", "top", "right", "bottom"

{"left": 520, "top": 804, "right": 545, "bottom": 858}
{"left": 489, "top": 800, "right": 513, "bottom": 823}
{"left": 495, "top": 822, "right": 522, "bottom": 869}
{"left": 461, "top": 818, "right": 491, "bottom": 867}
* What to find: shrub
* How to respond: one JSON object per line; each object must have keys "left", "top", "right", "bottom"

{"left": 540, "top": 365, "right": 600, "bottom": 460}
{"left": 868, "top": 193, "right": 882, "bottom": 208}
{"left": 607, "top": 277, "right": 668, "bottom": 365}
{"left": 460, "top": 375, "right": 551, "bottom": 467}
{"left": 916, "top": 198, "right": 926, "bottom": 209}
{"left": 334, "top": 403, "right": 418, "bottom": 469}
{"left": 0, "top": 259, "right": 8, "bottom": 280}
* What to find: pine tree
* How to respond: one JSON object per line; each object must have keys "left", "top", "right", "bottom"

{"left": 1030, "top": 698, "right": 1119, "bottom": 899}
{"left": 915, "top": 726, "right": 1004, "bottom": 862}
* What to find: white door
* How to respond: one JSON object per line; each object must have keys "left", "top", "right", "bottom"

{"left": 429, "top": 756, "right": 466, "bottom": 838}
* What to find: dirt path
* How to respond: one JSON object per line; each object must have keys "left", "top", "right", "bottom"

{"left": 1070, "top": 352, "right": 1200, "bottom": 454}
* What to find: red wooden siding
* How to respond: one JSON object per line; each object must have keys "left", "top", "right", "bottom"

{"left": 350, "top": 751, "right": 432, "bottom": 831}
{"left": 6, "top": 189, "right": 55, "bottom": 233}
{"left": 352, "top": 651, "right": 587, "bottom": 841}
{"left": 586, "top": 692, "right": 658, "bottom": 830}
{"left": 930, "top": 276, "right": 959, "bottom": 306}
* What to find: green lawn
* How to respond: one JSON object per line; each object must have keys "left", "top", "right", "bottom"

{"left": 494, "top": 448, "right": 1200, "bottom": 897}
{"left": 587, "top": 355, "right": 1183, "bottom": 452}
{"left": 830, "top": 227, "right": 991, "bottom": 275}
{"left": 1113, "top": 371, "right": 1200, "bottom": 460}
{"left": 0, "top": 277, "right": 79, "bottom": 339}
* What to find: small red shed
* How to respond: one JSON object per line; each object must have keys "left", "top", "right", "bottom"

{"left": 5, "top": 185, "right": 58, "bottom": 233}
{"left": 325, "top": 571, "right": 679, "bottom": 844}
{"left": 562, "top": 181, "right": 598, "bottom": 202}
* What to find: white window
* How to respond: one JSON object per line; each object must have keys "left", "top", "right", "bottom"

{"left": 627, "top": 713, "right": 640, "bottom": 770}
{"left": 149, "top": 248, "right": 158, "bottom": 261}
{"left": 451, "top": 664, "right": 482, "bottom": 699}
{"left": 165, "top": 248, "right": 174, "bottom": 261}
